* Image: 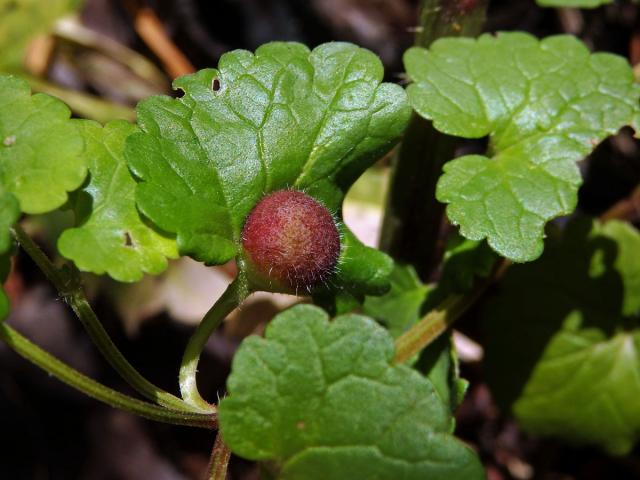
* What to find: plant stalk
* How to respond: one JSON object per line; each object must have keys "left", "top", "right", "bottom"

{"left": 179, "top": 277, "right": 248, "bottom": 410}
{"left": 393, "top": 281, "right": 488, "bottom": 364}
{"left": 0, "top": 322, "right": 215, "bottom": 428}
{"left": 379, "top": 0, "right": 488, "bottom": 280}
{"left": 207, "top": 433, "right": 232, "bottom": 480}
{"left": 11, "top": 225, "right": 202, "bottom": 413}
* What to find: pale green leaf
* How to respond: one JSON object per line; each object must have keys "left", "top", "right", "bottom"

{"left": 0, "top": 75, "right": 85, "bottom": 214}
{"left": 405, "top": 33, "right": 640, "bottom": 262}
{"left": 58, "top": 121, "right": 177, "bottom": 282}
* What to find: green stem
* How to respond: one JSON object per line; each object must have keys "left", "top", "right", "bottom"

{"left": 11, "top": 225, "right": 202, "bottom": 413}
{"left": 179, "top": 277, "right": 248, "bottom": 410}
{"left": 393, "top": 279, "right": 489, "bottom": 363}
{"left": 379, "top": 0, "right": 488, "bottom": 280}
{"left": 0, "top": 322, "right": 215, "bottom": 428}
{"left": 208, "top": 433, "right": 232, "bottom": 480}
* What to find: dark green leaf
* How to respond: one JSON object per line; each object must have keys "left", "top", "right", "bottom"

{"left": 363, "top": 263, "right": 432, "bottom": 337}
{"left": 484, "top": 218, "right": 640, "bottom": 455}
{"left": 126, "top": 42, "right": 410, "bottom": 294}
{"left": 0, "top": 249, "right": 11, "bottom": 321}
{"left": 439, "top": 233, "right": 496, "bottom": 294}
{"left": 219, "top": 304, "right": 483, "bottom": 480}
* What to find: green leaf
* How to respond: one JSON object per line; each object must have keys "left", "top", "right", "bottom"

{"left": 415, "top": 334, "right": 469, "bottom": 414}
{"left": 404, "top": 32, "right": 640, "bottom": 262}
{"left": 0, "top": 188, "right": 19, "bottom": 254}
{"left": 536, "top": 0, "right": 612, "bottom": 8}
{"left": 484, "top": 218, "right": 640, "bottom": 455}
{"left": 439, "top": 233, "right": 496, "bottom": 294}
{"left": 0, "top": 186, "right": 18, "bottom": 322}
{"left": 58, "top": 121, "right": 178, "bottom": 282}
{"left": 363, "top": 263, "right": 432, "bottom": 337}
{"left": 0, "top": 253, "right": 9, "bottom": 321}
{"left": 219, "top": 304, "right": 483, "bottom": 479}
{"left": 0, "top": 75, "right": 85, "bottom": 214}
{"left": 126, "top": 42, "right": 410, "bottom": 293}
{"left": 0, "top": 0, "right": 81, "bottom": 71}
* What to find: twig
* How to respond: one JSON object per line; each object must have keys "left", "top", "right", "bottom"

{"left": 600, "top": 185, "right": 640, "bottom": 223}
{"left": 133, "top": 6, "right": 196, "bottom": 78}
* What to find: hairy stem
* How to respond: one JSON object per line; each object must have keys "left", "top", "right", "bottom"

{"left": 208, "top": 433, "right": 232, "bottom": 480}
{"left": 11, "top": 225, "right": 202, "bottom": 413}
{"left": 0, "top": 322, "right": 216, "bottom": 428}
{"left": 379, "top": 0, "right": 488, "bottom": 280}
{"left": 179, "top": 277, "right": 248, "bottom": 410}
{"left": 393, "top": 264, "right": 499, "bottom": 363}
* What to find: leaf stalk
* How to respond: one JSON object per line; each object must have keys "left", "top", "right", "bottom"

{"left": 179, "top": 276, "right": 249, "bottom": 410}
{"left": 11, "top": 224, "right": 202, "bottom": 413}
{"left": 0, "top": 322, "right": 215, "bottom": 428}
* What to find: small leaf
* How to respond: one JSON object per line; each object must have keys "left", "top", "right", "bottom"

{"left": 537, "top": 0, "right": 612, "bottom": 8}
{"left": 363, "top": 263, "right": 432, "bottom": 337}
{"left": 439, "top": 233, "right": 496, "bottom": 294}
{"left": 405, "top": 33, "right": 640, "bottom": 262}
{"left": 58, "top": 121, "right": 178, "bottom": 282}
{"left": 126, "top": 42, "right": 410, "bottom": 293}
{"left": 0, "top": 75, "right": 86, "bottom": 214}
{"left": 219, "top": 304, "right": 483, "bottom": 480}
{"left": 484, "top": 218, "right": 640, "bottom": 455}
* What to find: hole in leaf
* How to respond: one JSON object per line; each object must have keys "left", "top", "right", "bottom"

{"left": 123, "top": 231, "right": 134, "bottom": 247}
{"left": 212, "top": 77, "right": 221, "bottom": 92}
{"left": 3, "top": 135, "right": 16, "bottom": 147}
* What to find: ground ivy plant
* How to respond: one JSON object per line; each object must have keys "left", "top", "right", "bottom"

{"left": 1, "top": 18, "right": 640, "bottom": 480}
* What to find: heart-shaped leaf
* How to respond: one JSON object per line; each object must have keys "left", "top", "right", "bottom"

{"left": 484, "top": 218, "right": 640, "bottom": 455}
{"left": 219, "top": 304, "right": 483, "bottom": 480}
{"left": 404, "top": 33, "right": 640, "bottom": 262}
{"left": 126, "top": 42, "right": 410, "bottom": 294}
